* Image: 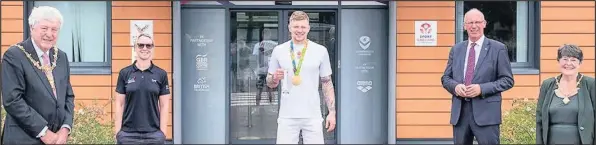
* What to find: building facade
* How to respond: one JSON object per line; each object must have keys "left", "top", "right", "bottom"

{"left": 1, "top": 1, "right": 594, "bottom": 144}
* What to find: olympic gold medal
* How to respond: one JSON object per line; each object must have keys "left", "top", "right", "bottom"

{"left": 292, "top": 76, "right": 302, "bottom": 85}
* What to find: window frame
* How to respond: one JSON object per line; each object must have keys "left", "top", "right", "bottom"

{"left": 23, "top": 1, "right": 112, "bottom": 75}
{"left": 455, "top": 1, "right": 540, "bottom": 74}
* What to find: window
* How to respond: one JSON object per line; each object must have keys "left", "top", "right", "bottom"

{"left": 456, "top": 1, "right": 539, "bottom": 73}
{"left": 25, "top": 1, "right": 111, "bottom": 74}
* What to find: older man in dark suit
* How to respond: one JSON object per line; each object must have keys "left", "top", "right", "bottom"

{"left": 2, "top": 6, "right": 75, "bottom": 144}
{"left": 441, "top": 8, "right": 514, "bottom": 145}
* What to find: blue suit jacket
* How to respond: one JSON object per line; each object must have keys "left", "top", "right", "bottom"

{"left": 441, "top": 37, "right": 514, "bottom": 126}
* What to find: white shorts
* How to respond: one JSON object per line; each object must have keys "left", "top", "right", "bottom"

{"left": 276, "top": 118, "right": 324, "bottom": 144}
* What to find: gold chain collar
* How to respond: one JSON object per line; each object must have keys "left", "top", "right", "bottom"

{"left": 12, "top": 44, "right": 58, "bottom": 72}
{"left": 554, "top": 73, "right": 583, "bottom": 104}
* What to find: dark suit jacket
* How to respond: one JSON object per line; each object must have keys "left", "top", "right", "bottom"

{"left": 536, "top": 74, "right": 595, "bottom": 144}
{"left": 1, "top": 38, "right": 75, "bottom": 144}
{"left": 441, "top": 37, "right": 514, "bottom": 126}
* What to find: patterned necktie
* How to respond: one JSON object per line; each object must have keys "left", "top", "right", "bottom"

{"left": 42, "top": 53, "right": 57, "bottom": 99}
{"left": 464, "top": 43, "right": 477, "bottom": 85}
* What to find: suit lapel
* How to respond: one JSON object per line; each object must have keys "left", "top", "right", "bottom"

{"left": 23, "top": 39, "right": 57, "bottom": 101}
{"left": 473, "top": 39, "right": 490, "bottom": 77}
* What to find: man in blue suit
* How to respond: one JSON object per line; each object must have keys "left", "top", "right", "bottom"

{"left": 441, "top": 8, "right": 514, "bottom": 145}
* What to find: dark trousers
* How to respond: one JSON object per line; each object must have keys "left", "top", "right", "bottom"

{"left": 255, "top": 74, "right": 273, "bottom": 105}
{"left": 453, "top": 100, "right": 500, "bottom": 145}
{"left": 117, "top": 130, "right": 166, "bottom": 144}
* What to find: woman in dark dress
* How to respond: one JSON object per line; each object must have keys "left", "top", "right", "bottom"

{"left": 536, "top": 44, "right": 595, "bottom": 144}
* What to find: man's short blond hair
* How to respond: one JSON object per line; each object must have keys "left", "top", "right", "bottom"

{"left": 289, "top": 11, "right": 309, "bottom": 22}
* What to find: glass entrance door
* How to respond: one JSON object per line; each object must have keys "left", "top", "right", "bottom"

{"left": 230, "top": 11, "right": 281, "bottom": 143}
{"left": 229, "top": 10, "right": 337, "bottom": 144}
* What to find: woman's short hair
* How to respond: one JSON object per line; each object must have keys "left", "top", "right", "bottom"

{"left": 557, "top": 44, "right": 583, "bottom": 62}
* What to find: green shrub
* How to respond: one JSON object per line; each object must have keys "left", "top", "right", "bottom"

{"left": 0, "top": 100, "right": 115, "bottom": 143}
{"left": 67, "top": 100, "right": 115, "bottom": 144}
{"left": 500, "top": 98, "right": 537, "bottom": 144}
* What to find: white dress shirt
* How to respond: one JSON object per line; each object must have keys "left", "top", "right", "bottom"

{"left": 463, "top": 35, "right": 485, "bottom": 78}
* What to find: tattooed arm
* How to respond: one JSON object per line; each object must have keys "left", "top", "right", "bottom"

{"left": 321, "top": 75, "right": 336, "bottom": 114}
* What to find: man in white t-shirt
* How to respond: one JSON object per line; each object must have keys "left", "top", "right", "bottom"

{"left": 253, "top": 29, "right": 278, "bottom": 105}
{"left": 266, "top": 11, "right": 336, "bottom": 144}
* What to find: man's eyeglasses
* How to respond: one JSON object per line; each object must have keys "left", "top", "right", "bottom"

{"left": 136, "top": 43, "right": 154, "bottom": 49}
{"left": 464, "top": 21, "right": 484, "bottom": 25}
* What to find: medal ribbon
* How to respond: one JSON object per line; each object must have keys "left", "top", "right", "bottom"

{"left": 290, "top": 41, "right": 308, "bottom": 76}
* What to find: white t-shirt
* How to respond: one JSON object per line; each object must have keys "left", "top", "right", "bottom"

{"left": 268, "top": 40, "right": 333, "bottom": 119}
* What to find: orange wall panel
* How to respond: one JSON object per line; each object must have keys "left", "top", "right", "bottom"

{"left": 1, "top": 19, "right": 23, "bottom": 33}
{"left": 70, "top": 75, "right": 112, "bottom": 87}
{"left": 0, "top": 6, "right": 23, "bottom": 19}
{"left": 112, "top": 1, "right": 171, "bottom": 7}
{"left": 1, "top": 1, "right": 23, "bottom": 6}
{"left": 397, "top": 47, "right": 451, "bottom": 60}
{"left": 112, "top": 7, "right": 172, "bottom": 20}
{"left": 541, "top": 34, "right": 595, "bottom": 47}
{"left": 396, "top": 1, "right": 455, "bottom": 7}
{"left": 396, "top": 100, "right": 451, "bottom": 113}
{"left": 541, "top": 7, "right": 595, "bottom": 21}
{"left": 397, "top": 7, "right": 454, "bottom": 20}
{"left": 1, "top": 33, "right": 23, "bottom": 46}
{"left": 397, "top": 126, "right": 452, "bottom": 138}
{"left": 1, "top": 46, "right": 8, "bottom": 56}
{"left": 72, "top": 87, "right": 113, "bottom": 100}
{"left": 396, "top": 60, "right": 447, "bottom": 73}
{"left": 1, "top": 2, "right": 23, "bottom": 87}
{"left": 541, "top": 1, "right": 595, "bottom": 7}
{"left": 396, "top": 73, "right": 444, "bottom": 86}
{"left": 513, "top": 75, "right": 540, "bottom": 87}
{"left": 541, "top": 21, "right": 594, "bottom": 34}
{"left": 396, "top": 87, "right": 451, "bottom": 99}
{"left": 397, "top": 113, "right": 450, "bottom": 126}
